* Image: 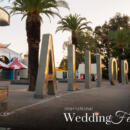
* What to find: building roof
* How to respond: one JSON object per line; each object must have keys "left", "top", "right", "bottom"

{"left": 8, "top": 59, "right": 27, "bottom": 70}
{"left": 0, "top": 43, "right": 10, "bottom": 48}
{"left": 0, "top": 47, "right": 21, "bottom": 61}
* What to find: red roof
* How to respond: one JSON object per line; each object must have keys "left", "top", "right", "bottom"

{"left": 8, "top": 59, "right": 27, "bottom": 70}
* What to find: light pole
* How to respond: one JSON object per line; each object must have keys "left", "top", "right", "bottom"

{"left": 0, "top": 7, "right": 10, "bottom": 26}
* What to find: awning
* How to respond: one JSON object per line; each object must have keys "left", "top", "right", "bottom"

{"left": 56, "top": 68, "right": 65, "bottom": 71}
{"left": 8, "top": 59, "right": 27, "bottom": 70}
{"left": 0, "top": 43, "right": 10, "bottom": 48}
{"left": 0, "top": 61, "right": 8, "bottom": 68}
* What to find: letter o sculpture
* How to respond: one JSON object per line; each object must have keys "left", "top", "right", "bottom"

{"left": 109, "top": 58, "right": 118, "bottom": 85}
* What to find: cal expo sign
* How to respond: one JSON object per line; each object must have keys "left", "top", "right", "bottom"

{"left": 0, "top": 7, "right": 10, "bottom": 26}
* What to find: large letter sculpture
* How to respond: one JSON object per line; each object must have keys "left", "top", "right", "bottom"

{"left": 85, "top": 51, "right": 91, "bottom": 88}
{"left": 109, "top": 58, "right": 118, "bottom": 85}
{"left": 34, "top": 34, "right": 57, "bottom": 98}
{"left": 96, "top": 55, "right": 102, "bottom": 87}
{"left": 121, "top": 60, "right": 128, "bottom": 84}
{"left": 68, "top": 44, "right": 76, "bottom": 91}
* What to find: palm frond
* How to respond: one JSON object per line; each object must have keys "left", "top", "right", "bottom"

{"left": 56, "top": 0, "right": 70, "bottom": 9}
{"left": 109, "top": 28, "right": 130, "bottom": 48}
{"left": 8, "top": 0, "right": 69, "bottom": 21}
{"left": 56, "top": 13, "right": 91, "bottom": 33}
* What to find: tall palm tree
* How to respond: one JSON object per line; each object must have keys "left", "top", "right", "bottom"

{"left": 56, "top": 14, "right": 92, "bottom": 47}
{"left": 109, "top": 28, "right": 130, "bottom": 82}
{"left": 9, "top": 0, "right": 69, "bottom": 91}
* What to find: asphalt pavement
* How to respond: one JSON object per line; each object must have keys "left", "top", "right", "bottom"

{"left": 0, "top": 81, "right": 130, "bottom": 130}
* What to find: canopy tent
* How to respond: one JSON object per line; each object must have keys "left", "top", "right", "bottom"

{"left": 0, "top": 61, "right": 8, "bottom": 68}
{"left": 8, "top": 59, "right": 27, "bottom": 70}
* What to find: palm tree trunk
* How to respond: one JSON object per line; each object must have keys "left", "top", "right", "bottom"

{"left": 71, "top": 31, "right": 79, "bottom": 69}
{"left": 26, "top": 13, "right": 41, "bottom": 91}
{"left": 72, "top": 31, "right": 78, "bottom": 47}
{"left": 118, "top": 47, "right": 123, "bottom": 83}
{"left": 28, "top": 41, "right": 39, "bottom": 91}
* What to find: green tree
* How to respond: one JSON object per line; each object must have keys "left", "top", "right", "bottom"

{"left": 109, "top": 28, "right": 130, "bottom": 82}
{"left": 9, "top": 0, "right": 69, "bottom": 91}
{"left": 61, "top": 31, "right": 95, "bottom": 69}
{"left": 94, "top": 23, "right": 112, "bottom": 69}
{"left": 59, "top": 57, "right": 67, "bottom": 70}
{"left": 94, "top": 13, "right": 130, "bottom": 80}
{"left": 109, "top": 13, "right": 130, "bottom": 31}
{"left": 56, "top": 14, "right": 92, "bottom": 47}
{"left": 94, "top": 14, "right": 130, "bottom": 70}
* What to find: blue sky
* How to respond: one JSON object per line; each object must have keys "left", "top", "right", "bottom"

{"left": 0, "top": 0, "right": 130, "bottom": 66}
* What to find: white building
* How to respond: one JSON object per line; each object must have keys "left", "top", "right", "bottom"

{"left": 0, "top": 44, "right": 22, "bottom": 63}
{"left": 56, "top": 70, "right": 67, "bottom": 79}
{"left": 78, "top": 63, "right": 97, "bottom": 79}
{"left": 0, "top": 43, "right": 23, "bottom": 80}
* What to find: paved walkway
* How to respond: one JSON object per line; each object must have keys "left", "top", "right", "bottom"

{"left": 0, "top": 81, "right": 130, "bottom": 130}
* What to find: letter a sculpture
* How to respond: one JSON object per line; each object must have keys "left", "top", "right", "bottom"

{"left": 34, "top": 34, "right": 57, "bottom": 98}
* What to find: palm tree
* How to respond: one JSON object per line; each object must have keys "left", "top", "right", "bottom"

{"left": 109, "top": 28, "right": 130, "bottom": 82}
{"left": 9, "top": 0, "right": 69, "bottom": 91}
{"left": 56, "top": 14, "right": 92, "bottom": 47}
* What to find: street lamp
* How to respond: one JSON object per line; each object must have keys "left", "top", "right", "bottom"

{"left": 0, "top": 7, "right": 10, "bottom": 26}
